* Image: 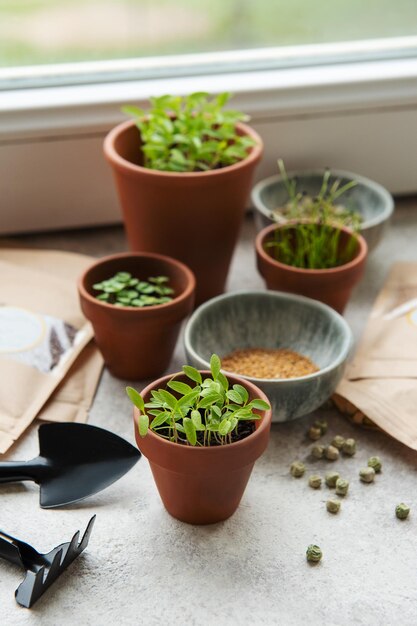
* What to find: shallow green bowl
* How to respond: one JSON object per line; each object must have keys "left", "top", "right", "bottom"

{"left": 184, "top": 291, "right": 353, "bottom": 422}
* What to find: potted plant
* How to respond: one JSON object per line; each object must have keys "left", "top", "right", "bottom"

{"left": 78, "top": 252, "right": 195, "bottom": 380}
{"left": 126, "top": 354, "right": 272, "bottom": 524}
{"left": 104, "top": 92, "right": 263, "bottom": 305}
{"left": 255, "top": 219, "right": 368, "bottom": 314}
{"left": 251, "top": 159, "right": 394, "bottom": 252}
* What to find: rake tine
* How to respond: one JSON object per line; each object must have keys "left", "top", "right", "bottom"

{"left": 15, "top": 567, "right": 45, "bottom": 608}
{"left": 45, "top": 548, "right": 64, "bottom": 586}
{"left": 60, "top": 531, "right": 80, "bottom": 567}
{"left": 78, "top": 515, "right": 96, "bottom": 552}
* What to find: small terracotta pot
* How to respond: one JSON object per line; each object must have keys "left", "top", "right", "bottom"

{"left": 256, "top": 223, "right": 368, "bottom": 314}
{"left": 78, "top": 252, "right": 195, "bottom": 380}
{"left": 104, "top": 120, "right": 263, "bottom": 305}
{"left": 134, "top": 371, "right": 272, "bottom": 524}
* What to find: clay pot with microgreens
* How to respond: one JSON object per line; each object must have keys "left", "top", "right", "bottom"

{"left": 103, "top": 92, "right": 263, "bottom": 305}
{"left": 127, "top": 355, "right": 272, "bottom": 524}
{"left": 256, "top": 222, "right": 368, "bottom": 314}
{"left": 78, "top": 252, "right": 195, "bottom": 380}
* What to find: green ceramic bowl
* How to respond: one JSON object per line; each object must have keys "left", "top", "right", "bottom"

{"left": 184, "top": 291, "right": 353, "bottom": 422}
{"left": 251, "top": 169, "right": 394, "bottom": 252}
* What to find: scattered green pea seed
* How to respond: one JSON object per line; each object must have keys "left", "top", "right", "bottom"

{"left": 290, "top": 461, "right": 306, "bottom": 478}
{"left": 311, "top": 444, "right": 325, "bottom": 459}
{"left": 342, "top": 438, "right": 357, "bottom": 456}
{"left": 331, "top": 435, "right": 345, "bottom": 450}
{"left": 359, "top": 467, "right": 375, "bottom": 483}
{"left": 325, "top": 445, "right": 339, "bottom": 461}
{"left": 326, "top": 499, "right": 341, "bottom": 514}
{"left": 395, "top": 503, "right": 410, "bottom": 520}
{"left": 325, "top": 471, "right": 340, "bottom": 488}
{"left": 308, "top": 426, "right": 322, "bottom": 441}
{"left": 314, "top": 419, "right": 328, "bottom": 435}
{"left": 368, "top": 456, "right": 382, "bottom": 473}
{"left": 306, "top": 544, "right": 322, "bottom": 563}
{"left": 335, "top": 478, "right": 349, "bottom": 496}
{"left": 308, "top": 475, "right": 322, "bottom": 489}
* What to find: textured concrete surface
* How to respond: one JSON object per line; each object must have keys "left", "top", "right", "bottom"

{"left": 1, "top": 200, "right": 417, "bottom": 626}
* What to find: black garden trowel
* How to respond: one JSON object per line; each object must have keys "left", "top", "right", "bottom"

{"left": 0, "top": 423, "right": 141, "bottom": 508}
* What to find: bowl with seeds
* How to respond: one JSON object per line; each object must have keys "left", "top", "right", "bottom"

{"left": 184, "top": 290, "right": 352, "bottom": 421}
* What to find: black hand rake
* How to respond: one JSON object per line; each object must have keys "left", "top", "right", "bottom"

{"left": 0, "top": 515, "right": 95, "bottom": 608}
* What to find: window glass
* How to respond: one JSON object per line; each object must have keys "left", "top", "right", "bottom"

{"left": 1, "top": 0, "right": 417, "bottom": 68}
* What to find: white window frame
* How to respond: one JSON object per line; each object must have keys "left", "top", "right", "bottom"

{"left": 1, "top": 37, "right": 417, "bottom": 234}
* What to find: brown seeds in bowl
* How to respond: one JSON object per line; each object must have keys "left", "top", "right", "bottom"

{"left": 221, "top": 347, "right": 318, "bottom": 379}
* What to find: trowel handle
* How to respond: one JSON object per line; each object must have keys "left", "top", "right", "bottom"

{"left": 0, "top": 459, "right": 47, "bottom": 484}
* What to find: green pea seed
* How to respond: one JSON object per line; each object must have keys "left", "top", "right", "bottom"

{"left": 331, "top": 435, "right": 345, "bottom": 450}
{"left": 359, "top": 467, "right": 375, "bottom": 483}
{"left": 325, "top": 471, "right": 340, "bottom": 488}
{"left": 342, "top": 438, "right": 356, "bottom": 456}
{"left": 308, "top": 475, "right": 322, "bottom": 489}
{"left": 325, "top": 445, "right": 339, "bottom": 461}
{"left": 290, "top": 461, "right": 306, "bottom": 478}
{"left": 312, "top": 444, "right": 325, "bottom": 459}
{"left": 395, "top": 503, "right": 410, "bottom": 520}
{"left": 335, "top": 478, "right": 349, "bottom": 496}
{"left": 368, "top": 456, "right": 382, "bottom": 473}
{"left": 326, "top": 499, "right": 341, "bottom": 514}
{"left": 306, "top": 544, "right": 322, "bottom": 563}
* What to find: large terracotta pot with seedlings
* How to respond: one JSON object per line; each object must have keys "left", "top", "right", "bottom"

{"left": 78, "top": 252, "right": 195, "bottom": 380}
{"left": 127, "top": 355, "right": 272, "bottom": 524}
{"left": 256, "top": 221, "right": 367, "bottom": 314}
{"left": 104, "top": 92, "right": 263, "bottom": 305}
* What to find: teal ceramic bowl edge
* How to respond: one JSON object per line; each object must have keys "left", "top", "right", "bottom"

{"left": 183, "top": 290, "right": 354, "bottom": 422}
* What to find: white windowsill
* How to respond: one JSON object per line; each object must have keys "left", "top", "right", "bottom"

{"left": 1, "top": 56, "right": 417, "bottom": 140}
{"left": 1, "top": 54, "right": 417, "bottom": 234}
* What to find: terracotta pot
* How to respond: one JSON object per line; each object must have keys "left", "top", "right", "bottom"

{"left": 256, "top": 223, "right": 368, "bottom": 314}
{"left": 104, "top": 120, "right": 263, "bottom": 305}
{"left": 134, "top": 371, "right": 272, "bottom": 524}
{"left": 78, "top": 252, "right": 195, "bottom": 380}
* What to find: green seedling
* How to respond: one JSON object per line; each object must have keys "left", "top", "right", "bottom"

{"left": 122, "top": 92, "right": 255, "bottom": 172}
{"left": 264, "top": 160, "right": 361, "bottom": 270}
{"left": 93, "top": 272, "right": 174, "bottom": 307}
{"left": 274, "top": 159, "right": 361, "bottom": 229}
{"left": 126, "top": 354, "right": 270, "bottom": 447}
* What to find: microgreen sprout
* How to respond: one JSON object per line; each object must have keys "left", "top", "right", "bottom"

{"left": 122, "top": 92, "right": 255, "bottom": 172}
{"left": 93, "top": 272, "right": 174, "bottom": 307}
{"left": 126, "top": 354, "right": 270, "bottom": 447}
{"left": 273, "top": 159, "right": 361, "bottom": 229}
{"left": 264, "top": 160, "right": 361, "bottom": 270}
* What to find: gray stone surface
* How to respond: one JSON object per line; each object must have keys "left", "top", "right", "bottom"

{"left": 1, "top": 200, "right": 417, "bottom": 625}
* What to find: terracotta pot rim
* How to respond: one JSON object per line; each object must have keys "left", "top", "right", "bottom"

{"left": 255, "top": 222, "right": 368, "bottom": 276}
{"left": 134, "top": 370, "right": 272, "bottom": 453}
{"left": 104, "top": 119, "right": 263, "bottom": 178}
{"left": 78, "top": 251, "right": 196, "bottom": 314}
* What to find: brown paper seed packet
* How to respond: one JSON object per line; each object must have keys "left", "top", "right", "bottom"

{"left": 0, "top": 249, "right": 103, "bottom": 454}
{"left": 336, "top": 263, "right": 417, "bottom": 450}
